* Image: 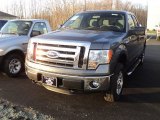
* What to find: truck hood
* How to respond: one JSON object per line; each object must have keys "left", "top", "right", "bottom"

{"left": 36, "top": 29, "right": 126, "bottom": 43}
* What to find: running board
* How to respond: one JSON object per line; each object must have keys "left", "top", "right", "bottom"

{"left": 127, "top": 60, "right": 141, "bottom": 76}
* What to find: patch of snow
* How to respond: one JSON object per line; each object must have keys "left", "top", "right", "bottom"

{"left": 0, "top": 99, "right": 55, "bottom": 120}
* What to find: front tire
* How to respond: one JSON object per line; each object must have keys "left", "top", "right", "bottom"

{"left": 104, "top": 63, "right": 124, "bottom": 102}
{"left": 4, "top": 54, "right": 24, "bottom": 77}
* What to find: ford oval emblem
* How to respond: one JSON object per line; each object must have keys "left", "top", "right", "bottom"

{"left": 46, "top": 51, "right": 60, "bottom": 59}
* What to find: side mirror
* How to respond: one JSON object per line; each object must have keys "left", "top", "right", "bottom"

{"left": 58, "top": 24, "right": 63, "bottom": 29}
{"left": 138, "top": 24, "right": 142, "bottom": 27}
{"left": 31, "top": 30, "right": 41, "bottom": 37}
{"left": 128, "top": 27, "right": 146, "bottom": 36}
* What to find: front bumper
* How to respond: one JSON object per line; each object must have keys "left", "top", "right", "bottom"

{"left": 25, "top": 63, "right": 112, "bottom": 95}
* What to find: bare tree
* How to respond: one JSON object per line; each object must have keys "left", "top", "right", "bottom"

{"left": 2, "top": 0, "right": 147, "bottom": 29}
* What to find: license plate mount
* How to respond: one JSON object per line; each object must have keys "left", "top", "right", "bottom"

{"left": 42, "top": 76, "right": 57, "bottom": 87}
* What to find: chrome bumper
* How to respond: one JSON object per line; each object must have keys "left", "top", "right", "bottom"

{"left": 25, "top": 64, "right": 112, "bottom": 94}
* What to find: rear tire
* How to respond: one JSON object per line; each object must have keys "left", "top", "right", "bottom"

{"left": 104, "top": 63, "right": 124, "bottom": 102}
{"left": 3, "top": 54, "right": 24, "bottom": 77}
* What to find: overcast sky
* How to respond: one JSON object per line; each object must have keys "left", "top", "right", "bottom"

{"left": 122, "top": 0, "right": 147, "bottom": 5}
{"left": 147, "top": 0, "right": 160, "bottom": 29}
{"left": 0, "top": 0, "right": 148, "bottom": 11}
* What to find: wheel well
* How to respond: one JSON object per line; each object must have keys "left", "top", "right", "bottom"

{"left": 4, "top": 50, "right": 25, "bottom": 60}
{"left": 118, "top": 53, "right": 127, "bottom": 66}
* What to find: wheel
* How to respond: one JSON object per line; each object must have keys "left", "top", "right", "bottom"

{"left": 104, "top": 63, "right": 124, "bottom": 102}
{"left": 3, "top": 54, "right": 24, "bottom": 77}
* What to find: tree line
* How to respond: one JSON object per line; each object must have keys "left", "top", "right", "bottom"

{"left": 1, "top": 0, "right": 147, "bottom": 30}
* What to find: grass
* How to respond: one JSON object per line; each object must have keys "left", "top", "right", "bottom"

{"left": 147, "top": 30, "right": 156, "bottom": 34}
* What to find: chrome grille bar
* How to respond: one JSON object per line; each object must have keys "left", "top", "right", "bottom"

{"left": 34, "top": 42, "right": 88, "bottom": 69}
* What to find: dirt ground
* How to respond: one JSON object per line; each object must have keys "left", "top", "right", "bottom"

{"left": 0, "top": 39, "right": 160, "bottom": 120}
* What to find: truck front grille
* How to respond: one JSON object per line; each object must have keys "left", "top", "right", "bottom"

{"left": 35, "top": 43, "right": 86, "bottom": 69}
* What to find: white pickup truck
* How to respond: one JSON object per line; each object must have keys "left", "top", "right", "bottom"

{"left": 0, "top": 19, "right": 52, "bottom": 77}
{"left": 156, "top": 27, "right": 160, "bottom": 40}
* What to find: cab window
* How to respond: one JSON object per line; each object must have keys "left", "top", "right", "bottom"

{"left": 128, "top": 15, "right": 135, "bottom": 30}
{"left": 32, "top": 22, "right": 48, "bottom": 34}
{"left": 132, "top": 15, "right": 139, "bottom": 27}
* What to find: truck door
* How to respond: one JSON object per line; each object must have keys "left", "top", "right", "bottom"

{"left": 126, "top": 14, "right": 139, "bottom": 63}
{"left": 132, "top": 15, "right": 146, "bottom": 55}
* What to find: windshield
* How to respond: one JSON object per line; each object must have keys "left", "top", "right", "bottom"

{"left": 0, "top": 20, "right": 7, "bottom": 30}
{"left": 61, "top": 13, "right": 126, "bottom": 32}
{"left": 1, "top": 21, "right": 32, "bottom": 35}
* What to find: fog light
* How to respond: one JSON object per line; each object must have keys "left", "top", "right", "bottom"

{"left": 89, "top": 81, "right": 100, "bottom": 89}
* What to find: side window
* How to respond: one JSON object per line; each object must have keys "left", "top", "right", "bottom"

{"left": 128, "top": 15, "right": 135, "bottom": 30}
{"left": 32, "top": 22, "right": 48, "bottom": 35}
{"left": 132, "top": 15, "right": 139, "bottom": 27}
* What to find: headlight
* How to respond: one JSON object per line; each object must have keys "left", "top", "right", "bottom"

{"left": 88, "top": 50, "right": 113, "bottom": 69}
{"left": 27, "top": 40, "right": 37, "bottom": 61}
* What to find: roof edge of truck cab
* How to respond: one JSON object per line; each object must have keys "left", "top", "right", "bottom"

{"left": 8, "top": 19, "right": 48, "bottom": 23}
{"left": 77, "top": 10, "right": 134, "bottom": 15}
